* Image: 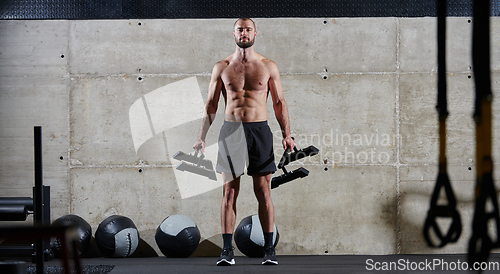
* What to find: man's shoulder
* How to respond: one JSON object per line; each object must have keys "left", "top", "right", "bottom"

{"left": 255, "top": 53, "right": 276, "bottom": 66}
{"left": 215, "top": 59, "right": 230, "bottom": 68}
{"left": 212, "top": 59, "right": 231, "bottom": 75}
{"left": 261, "top": 58, "right": 276, "bottom": 66}
{"left": 259, "top": 57, "right": 279, "bottom": 73}
{"left": 254, "top": 53, "right": 273, "bottom": 63}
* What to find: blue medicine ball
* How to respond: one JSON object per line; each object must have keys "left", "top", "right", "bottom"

{"left": 155, "top": 215, "right": 201, "bottom": 257}
{"left": 95, "top": 215, "right": 139, "bottom": 258}
{"left": 234, "top": 215, "right": 279, "bottom": 257}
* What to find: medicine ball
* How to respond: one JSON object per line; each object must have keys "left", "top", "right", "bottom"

{"left": 51, "top": 214, "right": 92, "bottom": 256}
{"left": 95, "top": 215, "right": 139, "bottom": 258}
{"left": 155, "top": 215, "right": 201, "bottom": 257}
{"left": 234, "top": 215, "right": 279, "bottom": 257}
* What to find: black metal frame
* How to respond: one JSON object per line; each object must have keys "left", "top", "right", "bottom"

{"left": 0, "top": 126, "right": 52, "bottom": 269}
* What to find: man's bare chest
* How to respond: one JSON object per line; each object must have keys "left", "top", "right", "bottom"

{"left": 221, "top": 62, "right": 270, "bottom": 91}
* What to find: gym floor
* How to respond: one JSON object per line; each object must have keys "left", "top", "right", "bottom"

{"left": 20, "top": 253, "right": 500, "bottom": 273}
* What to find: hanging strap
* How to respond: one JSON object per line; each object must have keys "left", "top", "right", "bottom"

{"left": 423, "top": 172, "right": 462, "bottom": 247}
{"left": 468, "top": 0, "right": 500, "bottom": 265}
{"left": 423, "top": 0, "right": 462, "bottom": 248}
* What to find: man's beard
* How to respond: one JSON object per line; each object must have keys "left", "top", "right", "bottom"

{"left": 236, "top": 38, "right": 254, "bottom": 48}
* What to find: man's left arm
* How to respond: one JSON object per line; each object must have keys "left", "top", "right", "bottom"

{"left": 268, "top": 61, "right": 295, "bottom": 151}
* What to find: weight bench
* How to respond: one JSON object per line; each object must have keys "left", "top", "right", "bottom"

{"left": 0, "top": 198, "right": 33, "bottom": 221}
{"left": 0, "top": 126, "right": 53, "bottom": 272}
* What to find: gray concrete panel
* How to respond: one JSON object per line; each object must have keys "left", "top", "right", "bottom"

{"left": 491, "top": 19, "right": 500, "bottom": 71}
{"left": 69, "top": 19, "right": 234, "bottom": 75}
{"left": 71, "top": 166, "right": 180, "bottom": 256}
{"left": 399, "top": 73, "right": 476, "bottom": 165}
{"left": 274, "top": 74, "right": 397, "bottom": 166}
{"left": 399, "top": 165, "right": 489, "bottom": 254}
{"left": 69, "top": 75, "right": 225, "bottom": 166}
{"left": 0, "top": 76, "right": 69, "bottom": 217}
{"left": 273, "top": 165, "right": 397, "bottom": 255}
{"left": 399, "top": 18, "right": 473, "bottom": 73}
{"left": 0, "top": 20, "right": 69, "bottom": 76}
{"left": 492, "top": 73, "right": 500, "bottom": 162}
{"left": 400, "top": 17, "right": 500, "bottom": 73}
{"left": 257, "top": 18, "right": 397, "bottom": 74}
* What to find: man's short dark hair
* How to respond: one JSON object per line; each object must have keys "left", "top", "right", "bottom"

{"left": 234, "top": 17, "right": 256, "bottom": 31}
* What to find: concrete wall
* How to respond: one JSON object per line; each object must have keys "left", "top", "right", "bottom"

{"left": 1, "top": 17, "right": 499, "bottom": 256}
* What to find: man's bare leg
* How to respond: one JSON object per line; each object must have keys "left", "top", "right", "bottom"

{"left": 252, "top": 172, "right": 274, "bottom": 232}
{"left": 253, "top": 172, "right": 278, "bottom": 265}
{"left": 221, "top": 172, "right": 240, "bottom": 234}
{"left": 217, "top": 172, "right": 240, "bottom": 266}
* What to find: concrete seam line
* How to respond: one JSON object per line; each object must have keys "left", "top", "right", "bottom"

{"left": 395, "top": 17, "right": 402, "bottom": 255}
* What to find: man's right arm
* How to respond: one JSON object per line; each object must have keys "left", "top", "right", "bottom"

{"left": 193, "top": 62, "right": 225, "bottom": 151}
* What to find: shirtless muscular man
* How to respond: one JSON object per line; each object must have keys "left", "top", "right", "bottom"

{"left": 193, "top": 17, "right": 295, "bottom": 266}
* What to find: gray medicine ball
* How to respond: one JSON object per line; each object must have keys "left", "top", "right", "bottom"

{"left": 234, "top": 215, "right": 279, "bottom": 257}
{"left": 155, "top": 215, "right": 201, "bottom": 257}
{"left": 95, "top": 215, "right": 139, "bottom": 258}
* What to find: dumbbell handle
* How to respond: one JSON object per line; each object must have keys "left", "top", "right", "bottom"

{"left": 277, "top": 147, "right": 292, "bottom": 169}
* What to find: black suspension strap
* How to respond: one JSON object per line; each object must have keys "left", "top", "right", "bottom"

{"left": 423, "top": 0, "right": 462, "bottom": 248}
{"left": 468, "top": 0, "right": 500, "bottom": 267}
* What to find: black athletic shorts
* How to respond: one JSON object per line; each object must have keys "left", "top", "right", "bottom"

{"left": 216, "top": 120, "right": 277, "bottom": 178}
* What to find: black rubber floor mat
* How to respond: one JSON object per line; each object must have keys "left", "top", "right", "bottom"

{"left": 26, "top": 264, "right": 114, "bottom": 274}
